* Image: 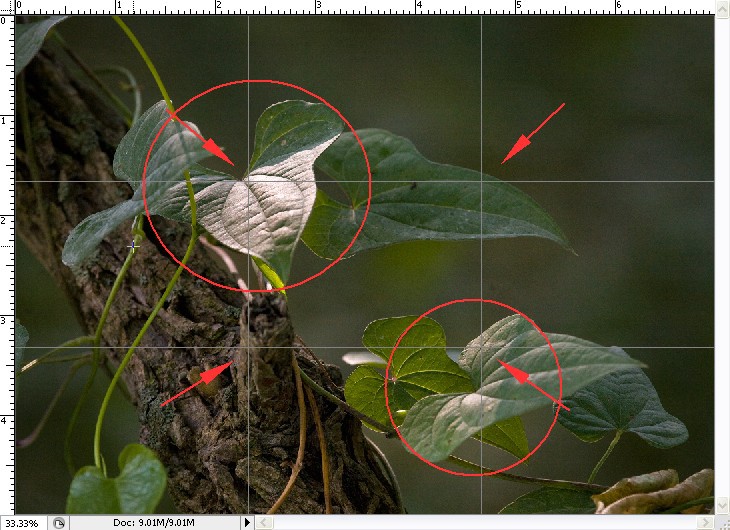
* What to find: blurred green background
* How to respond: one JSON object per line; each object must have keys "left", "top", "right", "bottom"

{"left": 17, "top": 16, "right": 713, "bottom": 514}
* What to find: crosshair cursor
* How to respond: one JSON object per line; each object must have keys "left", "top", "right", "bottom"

{"left": 497, "top": 359, "right": 570, "bottom": 411}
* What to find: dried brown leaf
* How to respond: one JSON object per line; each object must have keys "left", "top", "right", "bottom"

{"left": 593, "top": 469, "right": 713, "bottom": 514}
{"left": 593, "top": 469, "right": 678, "bottom": 511}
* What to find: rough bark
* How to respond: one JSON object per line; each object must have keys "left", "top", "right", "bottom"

{"left": 17, "top": 48, "right": 400, "bottom": 514}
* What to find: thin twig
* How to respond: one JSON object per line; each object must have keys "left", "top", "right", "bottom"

{"left": 305, "top": 385, "right": 331, "bottom": 514}
{"left": 199, "top": 236, "right": 252, "bottom": 301}
{"left": 298, "top": 368, "right": 397, "bottom": 437}
{"left": 448, "top": 455, "right": 608, "bottom": 493}
{"left": 268, "top": 355, "right": 308, "bottom": 514}
{"left": 17, "top": 359, "right": 88, "bottom": 448}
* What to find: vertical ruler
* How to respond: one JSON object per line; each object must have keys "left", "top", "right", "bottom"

{"left": 0, "top": 11, "right": 14, "bottom": 516}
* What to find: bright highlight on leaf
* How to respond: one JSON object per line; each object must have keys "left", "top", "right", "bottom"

{"left": 62, "top": 100, "right": 343, "bottom": 282}
{"left": 66, "top": 443, "right": 167, "bottom": 514}
{"left": 302, "top": 129, "right": 571, "bottom": 258}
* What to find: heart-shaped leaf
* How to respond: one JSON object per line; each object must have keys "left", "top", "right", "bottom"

{"left": 557, "top": 363, "right": 688, "bottom": 449}
{"left": 399, "top": 314, "right": 644, "bottom": 462}
{"left": 66, "top": 443, "right": 166, "bottom": 514}
{"left": 345, "top": 316, "right": 473, "bottom": 430}
{"left": 302, "top": 129, "right": 570, "bottom": 258}
{"left": 63, "top": 100, "right": 343, "bottom": 281}
{"left": 499, "top": 487, "right": 596, "bottom": 514}
{"left": 16, "top": 16, "right": 69, "bottom": 75}
{"left": 190, "top": 101, "right": 342, "bottom": 280}
{"left": 344, "top": 316, "right": 528, "bottom": 459}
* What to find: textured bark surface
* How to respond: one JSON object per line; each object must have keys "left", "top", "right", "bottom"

{"left": 17, "top": 49, "right": 400, "bottom": 514}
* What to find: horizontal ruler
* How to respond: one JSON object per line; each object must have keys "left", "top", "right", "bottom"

{"left": 4, "top": 0, "right": 722, "bottom": 15}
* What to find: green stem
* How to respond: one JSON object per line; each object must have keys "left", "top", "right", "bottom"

{"left": 660, "top": 496, "right": 714, "bottom": 514}
{"left": 66, "top": 217, "right": 144, "bottom": 473}
{"left": 588, "top": 431, "right": 622, "bottom": 484}
{"left": 93, "top": 227, "right": 198, "bottom": 469}
{"left": 448, "top": 455, "right": 608, "bottom": 493}
{"left": 20, "top": 335, "right": 94, "bottom": 374}
{"left": 299, "top": 368, "right": 396, "bottom": 436}
{"left": 93, "top": 217, "right": 145, "bottom": 362}
{"left": 92, "top": 17, "right": 199, "bottom": 472}
{"left": 112, "top": 16, "right": 173, "bottom": 112}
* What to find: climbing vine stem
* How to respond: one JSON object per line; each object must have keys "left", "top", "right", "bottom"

{"left": 92, "top": 19, "right": 200, "bottom": 471}
{"left": 93, "top": 226, "right": 198, "bottom": 470}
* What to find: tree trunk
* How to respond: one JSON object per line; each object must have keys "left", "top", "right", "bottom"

{"left": 17, "top": 48, "right": 401, "bottom": 514}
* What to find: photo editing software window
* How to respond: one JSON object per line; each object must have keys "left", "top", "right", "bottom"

{"left": 1, "top": 2, "right": 728, "bottom": 530}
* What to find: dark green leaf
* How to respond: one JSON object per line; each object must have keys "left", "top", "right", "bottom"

{"left": 66, "top": 444, "right": 166, "bottom": 514}
{"left": 499, "top": 487, "right": 596, "bottom": 514}
{"left": 302, "top": 129, "right": 570, "bottom": 258}
{"left": 400, "top": 315, "right": 643, "bottom": 462}
{"left": 557, "top": 365, "right": 688, "bottom": 448}
{"left": 16, "top": 16, "right": 68, "bottom": 75}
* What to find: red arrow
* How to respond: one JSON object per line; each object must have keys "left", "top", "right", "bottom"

{"left": 497, "top": 359, "right": 570, "bottom": 411}
{"left": 166, "top": 109, "right": 235, "bottom": 166}
{"left": 497, "top": 359, "right": 530, "bottom": 384}
{"left": 501, "top": 103, "right": 565, "bottom": 164}
{"left": 160, "top": 361, "right": 233, "bottom": 407}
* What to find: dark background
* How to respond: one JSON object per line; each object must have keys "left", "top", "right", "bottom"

{"left": 17, "top": 16, "right": 713, "bottom": 514}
